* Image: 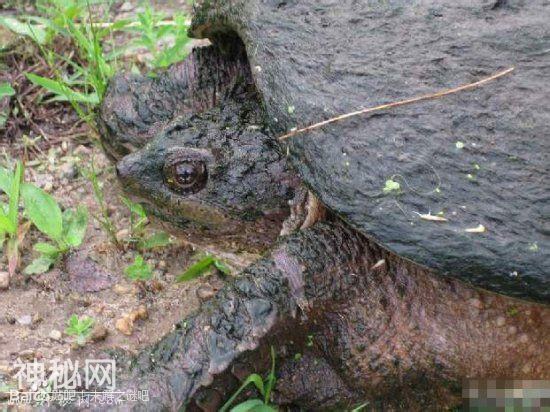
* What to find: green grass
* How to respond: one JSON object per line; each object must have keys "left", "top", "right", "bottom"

{"left": 0, "top": 0, "right": 192, "bottom": 131}
{"left": 65, "top": 314, "right": 94, "bottom": 345}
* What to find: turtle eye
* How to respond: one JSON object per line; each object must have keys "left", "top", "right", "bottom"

{"left": 164, "top": 160, "right": 207, "bottom": 194}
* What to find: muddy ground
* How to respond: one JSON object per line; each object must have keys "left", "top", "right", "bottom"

{"left": 0, "top": 0, "right": 255, "bottom": 403}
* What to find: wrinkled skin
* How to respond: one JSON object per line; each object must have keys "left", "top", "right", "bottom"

{"left": 94, "top": 27, "right": 549, "bottom": 412}
{"left": 100, "top": 45, "right": 298, "bottom": 251}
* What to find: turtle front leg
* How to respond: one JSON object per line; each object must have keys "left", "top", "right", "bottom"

{"left": 98, "top": 44, "right": 251, "bottom": 160}
{"left": 114, "top": 221, "right": 549, "bottom": 411}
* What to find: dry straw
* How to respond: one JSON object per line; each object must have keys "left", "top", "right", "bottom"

{"left": 279, "top": 67, "right": 514, "bottom": 141}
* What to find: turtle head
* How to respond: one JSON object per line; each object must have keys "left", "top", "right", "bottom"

{"left": 114, "top": 109, "right": 298, "bottom": 251}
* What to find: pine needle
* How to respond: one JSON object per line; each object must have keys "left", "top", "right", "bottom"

{"left": 279, "top": 67, "right": 514, "bottom": 141}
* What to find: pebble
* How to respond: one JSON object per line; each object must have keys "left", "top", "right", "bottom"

{"left": 469, "top": 298, "right": 484, "bottom": 310}
{"left": 90, "top": 325, "right": 109, "bottom": 342}
{"left": 49, "top": 329, "right": 62, "bottom": 341}
{"left": 115, "top": 315, "right": 134, "bottom": 336}
{"left": 519, "top": 333, "right": 529, "bottom": 344}
{"left": 18, "top": 349, "right": 36, "bottom": 361}
{"left": 495, "top": 316, "right": 506, "bottom": 327}
{"left": 0, "top": 271, "right": 9, "bottom": 290}
{"left": 158, "top": 260, "right": 167, "bottom": 270}
{"left": 113, "top": 284, "right": 131, "bottom": 295}
{"left": 196, "top": 285, "right": 216, "bottom": 301}
{"left": 507, "top": 326, "right": 517, "bottom": 335}
{"left": 59, "top": 162, "right": 77, "bottom": 180}
{"left": 17, "top": 315, "right": 32, "bottom": 326}
{"left": 129, "top": 305, "right": 148, "bottom": 322}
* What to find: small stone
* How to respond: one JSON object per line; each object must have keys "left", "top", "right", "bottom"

{"left": 0, "top": 271, "right": 9, "bottom": 290}
{"left": 113, "top": 284, "right": 130, "bottom": 295}
{"left": 519, "top": 333, "right": 529, "bottom": 344}
{"left": 115, "top": 315, "right": 134, "bottom": 336}
{"left": 49, "top": 329, "right": 62, "bottom": 341}
{"left": 59, "top": 162, "right": 77, "bottom": 180}
{"left": 90, "top": 325, "right": 109, "bottom": 342}
{"left": 495, "top": 316, "right": 506, "bottom": 327}
{"left": 196, "top": 285, "right": 216, "bottom": 301}
{"left": 17, "top": 315, "right": 32, "bottom": 326}
{"left": 158, "top": 260, "right": 167, "bottom": 270}
{"left": 129, "top": 305, "right": 148, "bottom": 322}
{"left": 116, "top": 229, "right": 129, "bottom": 241}
{"left": 507, "top": 326, "right": 517, "bottom": 335}
{"left": 522, "top": 363, "right": 531, "bottom": 374}
{"left": 469, "top": 298, "right": 483, "bottom": 310}
{"left": 18, "top": 349, "right": 36, "bottom": 361}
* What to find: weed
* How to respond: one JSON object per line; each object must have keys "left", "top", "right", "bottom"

{"left": 85, "top": 163, "right": 118, "bottom": 246}
{"left": 0, "top": 161, "right": 27, "bottom": 276}
{"left": 0, "top": 0, "right": 191, "bottom": 130}
{"left": 176, "top": 254, "right": 231, "bottom": 282}
{"left": 65, "top": 314, "right": 94, "bottom": 346}
{"left": 121, "top": 196, "right": 170, "bottom": 250}
{"left": 124, "top": 254, "right": 152, "bottom": 281}
{"left": 220, "top": 347, "right": 277, "bottom": 412}
{"left": 24, "top": 203, "right": 89, "bottom": 275}
{"left": 128, "top": 3, "right": 191, "bottom": 69}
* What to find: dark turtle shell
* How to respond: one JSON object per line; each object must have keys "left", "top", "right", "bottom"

{"left": 190, "top": 0, "right": 549, "bottom": 302}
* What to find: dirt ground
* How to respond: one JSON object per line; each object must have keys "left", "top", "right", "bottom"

{"left": 0, "top": 0, "right": 257, "bottom": 403}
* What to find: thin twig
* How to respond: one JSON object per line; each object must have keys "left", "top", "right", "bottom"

{"left": 279, "top": 67, "right": 514, "bottom": 141}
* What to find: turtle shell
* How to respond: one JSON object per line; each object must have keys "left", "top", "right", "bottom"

{"left": 190, "top": 0, "right": 550, "bottom": 302}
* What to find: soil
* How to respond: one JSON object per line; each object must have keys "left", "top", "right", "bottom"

{"left": 0, "top": 0, "right": 255, "bottom": 400}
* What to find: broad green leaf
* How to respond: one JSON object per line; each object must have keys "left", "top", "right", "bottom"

{"left": 176, "top": 255, "right": 215, "bottom": 282}
{"left": 249, "top": 405, "right": 277, "bottom": 412}
{"left": 0, "top": 214, "right": 16, "bottom": 234}
{"left": 0, "top": 16, "right": 47, "bottom": 44}
{"left": 139, "top": 231, "right": 170, "bottom": 250}
{"left": 33, "top": 242, "right": 60, "bottom": 258}
{"left": 24, "top": 256, "right": 55, "bottom": 275}
{"left": 229, "top": 400, "right": 265, "bottom": 412}
{"left": 220, "top": 374, "right": 265, "bottom": 412}
{"left": 0, "top": 82, "right": 15, "bottom": 99}
{"left": 21, "top": 183, "right": 63, "bottom": 241}
{"left": 63, "top": 205, "right": 89, "bottom": 247}
{"left": 26, "top": 73, "right": 99, "bottom": 104}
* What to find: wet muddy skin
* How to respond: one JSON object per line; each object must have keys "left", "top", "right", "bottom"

{"left": 94, "top": 1, "right": 550, "bottom": 410}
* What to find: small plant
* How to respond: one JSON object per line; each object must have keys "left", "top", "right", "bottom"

{"left": 0, "top": 82, "right": 16, "bottom": 128}
{"left": 24, "top": 203, "right": 89, "bottom": 275}
{"left": 0, "top": 161, "right": 27, "bottom": 276}
{"left": 129, "top": 4, "right": 191, "bottom": 69}
{"left": 1, "top": 160, "right": 89, "bottom": 275}
{"left": 220, "top": 347, "right": 277, "bottom": 412}
{"left": 176, "top": 254, "right": 231, "bottom": 282}
{"left": 86, "top": 164, "right": 119, "bottom": 246}
{"left": 121, "top": 196, "right": 170, "bottom": 250}
{"left": 65, "top": 314, "right": 94, "bottom": 346}
{"left": 124, "top": 254, "right": 152, "bottom": 282}
{"left": 0, "top": 1, "right": 191, "bottom": 129}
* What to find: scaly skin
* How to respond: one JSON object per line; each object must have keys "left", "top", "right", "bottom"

{"left": 105, "top": 221, "right": 548, "bottom": 411}
{"left": 98, "top": 44, "right": 250, "bottom": 160}
{"left": 96, "top": 42, "right": 549, "bottom": 410}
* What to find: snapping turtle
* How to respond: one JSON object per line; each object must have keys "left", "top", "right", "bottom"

{"left": 98, "top": 0, "right": 550, "bottom": 409}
